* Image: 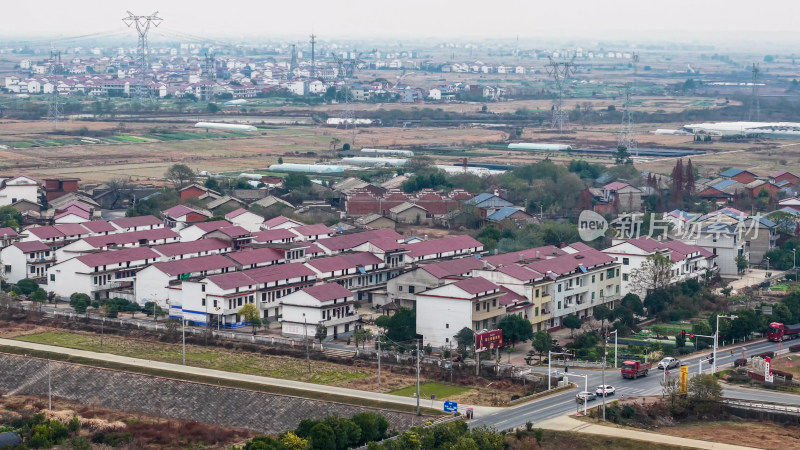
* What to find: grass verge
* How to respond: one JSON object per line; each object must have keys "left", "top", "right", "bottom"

{"left": 390, "top": 382, "right": 471, "bottom": 400}
{"left": 0, "top": 345, "right": 443, "bottom": 417}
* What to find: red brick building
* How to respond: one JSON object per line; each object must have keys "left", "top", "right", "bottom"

{"left": 43, "top": 177, "right": 80, "bottom": 201}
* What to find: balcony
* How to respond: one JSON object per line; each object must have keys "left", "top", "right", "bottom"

{"left": 322, "top": 313, "right": 359, "bottom": 327}
{"left": 472, "top": 306, "right": 506, "bottom": 322}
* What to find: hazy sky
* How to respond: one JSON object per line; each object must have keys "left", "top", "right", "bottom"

{"left": 3, "top": 0, "right": 800, "bottom": 43}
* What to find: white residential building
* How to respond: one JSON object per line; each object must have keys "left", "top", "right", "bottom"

{"left": 134, "top": 254, "right": 236, "bottom": 307}
{"left": 225, "top": 208, "right": 264, "bottom": 232}
{"left": 0, "top": 175, "right": 39, "bottom": 207}
{"left": 1, "top": 241, "right": 54, "bottom": 284}
{"left": 280, "top": 283, "right": 360, "bottom": 340}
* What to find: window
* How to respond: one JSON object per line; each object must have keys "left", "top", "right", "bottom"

{"left": 475, "top": 303, "right": 480, "bottom": 311}
{"left": 616, "top": 285, "right": 620, "bottom": 293}
{"left": 557, "top": 284, "right": 562, "bottom": 293}
{"left": 622, "top": 258, "right": 629, "bottom": 265}
{"left": 399, "top": 285, "right": 403, "bottom": 292}
{"left": 50, "top": 274, "right": 55, "bottom": 282}
{"left": 535, "top": 307, "right": 539, "bottom": 316}
{"left": 557, "top": 301, "right": 562, "bottom": 309}
{"left": 30, "top": 266, "right": 35, "bottom": 274}
{"left": 591, "top": 292, "right": 595, "bottom": 300}
{"left": 446, "top": 323, "right": 449, "bottom": 329}
{"left": 409, "top": 285, "right": 415, "bottom": 294}
{"left": 591, "top": 275, "right": 596, "bottom": 283}
{"left": 492, "top": 299, "right": 496, "bottom": 307}
{"left": 201, "top": 298, "right": 206, "bottom": 306}
{"left": 622, "top": 274, "right": 629, "bottom": 281}
{"left": 535, "top": 289, "right": 540, "bottom": 298}
{"left": 4, "top": 265, "right": 10, "bottom": 274}
{"left": 201, "top": 285, "right": 206, "bottom": 292}
{"left": 600, "top": 289, "right": 604, "bottom": 297}
{"left": 600, "top": 273, "right": 605, "bottom": 281}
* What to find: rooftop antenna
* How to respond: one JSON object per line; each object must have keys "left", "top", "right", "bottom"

{"left": 619, "top": 52, "right": 639, "bottom": 156}
{"left": 747, "top": 62, "right": 760, "bottom": 122}
{"left": 546, "top": 55, "right": 576, "bottom": 133}
{"left": 122, "top": 11, "right": 163, "bottom": 105}
{"left": 46, "top": 49, "right": 63, "bottom": 130}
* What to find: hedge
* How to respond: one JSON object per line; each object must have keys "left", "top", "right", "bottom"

{"left": 771, "top": 368, "right": 794, "bottom": 381}
{"left": 734, "top": 358, "right": 747, "bottom": 368}
{"left": 789, "top": 344, "right": 800, "bottom": 353}
{"left": 756, "top": 351, "right": 775, "bottom": 359}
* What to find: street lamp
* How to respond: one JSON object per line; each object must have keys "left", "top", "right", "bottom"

{"left": 609, "top": 330, "right": 618, "bottom": 368}
{"left": 713, "top": 314, "right": 738, "bottom": 373}
{"left": 570, "top": 372, "right": 589, "bottom": 417}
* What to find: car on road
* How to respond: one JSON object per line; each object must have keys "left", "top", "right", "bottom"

{"left": 657, "top": 357, "right": 680, "bottom": 370}
{"left": 595, "top": 385, "right": 616, "bottom": 396}
{"left": 575, "top": 391, "right": 597, "bottom": 403}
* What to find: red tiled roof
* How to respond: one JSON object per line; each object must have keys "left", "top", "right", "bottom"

{"left": 301, "top": 283, "right": 353, "bottom": 302}
{"left": 316, "top": 229, "right": 402, "bottom": 252}
{"left": 53, "top": 223, "right": 90, "bottom": 236}
{"left": 525, "top": 248, "right": 615, "bottom": 277}
{"left": 263, "top": 215, "right": 300, "bottom": 229}
{"left": 452, "top": 277, "right": 499, "bottom": 295}
{"left": 77, "top": 247, "right": 159, "bottom": 267}
{"left": 111, "top": 215, "right": 162, "bottom": 229}
{"left": 14, "top": 241, "right": 50, "bottom": 253}
{"left": 497, "top": 264, "right": 544, "bottom": 282}
{"left": 163, "top": 205, "right": 207, "bottom": 218}
{"left": 305, "top": 252, "right": 382, "bottom": 273}
{"left": 25, "top": 226, "right": 65, "bottom": 239}
{"left": 83, "top": 228, "right": 178, "bottom": 248}
{"left": 251, "top": 228, "right": 296, "bottom": 242}
{"left": 225, "top": 208, "right": 249, "bottom": 219}
{"left": 150, "top": 254, "right": 235, "bottom": 276}
{"left": 206, "top": 271, "right": 257, "bottom": 290}
{"left": 498, "top": 286, "right": 527, "bottom": 306}
{"left": 404, "top": 235, "right": 483, "bottom": 258}
{"left": 152, "top": 238, "right": 231, "bottom": 257}
{"left": 247, "top": 262, "right": 316, "bottom": 284}
{"left": 0, "top": 227, "right": 19, "bottom": 237}
{"left": 214, "top": 226, "right": 251, "bottom": 238}
{"left": 227, "top": 248, "right": 284, "bottom": 265}
{"left": 484, "top": 245, "right": 565, "bottom": 266}
{"left": 81, "top": 220, "right": 116, "bottom": 233}
{"left": 304, "top": 243, "right": 325, "bottom": 255}
{"left": 420, "top": 257, "right": 483, "bottom": 278}
{"left": 603, "top": 181, "right": 630, "bottom": 191}
{"left": 55, "top": 206, "right": 90, "bottom": 220}
{"left": 190, "top": 220, "right": 232, "bottom": 232}
{"left": 291, "top": 223, "right": 332, "bottom": 237}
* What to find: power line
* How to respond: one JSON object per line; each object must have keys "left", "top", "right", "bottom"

{"left": 747, "top": 63, "right": 760, "bottom": 122}
{"left": 546, "top": 55, "right": 576, "bottom": 133}
{"left": 46, "top": 50, "right": 63, "bottom": 130}
{"left": 122, "top": 11, "right": 163, "bottom": 105}
{"left": 619, "top": 52, "right": 640, "bottom": 155}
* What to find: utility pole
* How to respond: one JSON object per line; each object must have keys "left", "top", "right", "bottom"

{"left": 610, "top": 330, "right": 618, "bottom": 368}
{"left": 602, "top": 331, "right": 607, "bottom": 421}
{"left": 309, "top": 34, "right": 317, "bottom": 79}
{"left": 377, "top": 335, "right": 382, "bottom": 393}
{"left": 416, "top": 339, "right": 421, "bottom": 416}
{"left": 182, "top": 315, "right": 186, "bottom": 365}
{"left": 713, "top": 314, "right": 738, "bottom": 374}
{"left": 304, "top": 313, "right": 311, "bottom": 373}
{"left": 48, "top": 358, "right": 52, "bottom": 410}
{"left": 122, "top": 11, "right": 163, "bottom": 104}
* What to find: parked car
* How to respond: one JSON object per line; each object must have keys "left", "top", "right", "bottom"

{"left": 657, "top": 357, "right": 680, "bottom": 370}
{"left": 575, "top": 391, "right": 597, "bottom": 403}
{"left": 595, "top": 385, "right": 616, "bottom": 396}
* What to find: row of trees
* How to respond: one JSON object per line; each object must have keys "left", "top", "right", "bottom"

{"left": 243, "top": 412, "right": 390, "bottom": 450}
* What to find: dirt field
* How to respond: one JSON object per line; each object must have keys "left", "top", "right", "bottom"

{"left": 658, "top": 420, "right": 800, "bottom": 449}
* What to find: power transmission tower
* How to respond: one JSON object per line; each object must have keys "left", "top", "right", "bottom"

{"left": 290, "top": 44, "right": 298, "bottom": 72}
{"left": 309, "top": 34, "right": 317, "bottom": 78}
{"left": 122, "top": 11, "right": 163, "bottom": 104}
{"left": 747, "top": 63, "right": 760, "bottom": 122}
{"left": 546, "top": 55, "right": 576, "bottom": 133}
{"left": 203, "top": 50, "right": 216, "bottom": 102}
{"left": 333, "top": 53, "right": 365, "bottom": 146}
{"left": 46, "top": 50, "right": 63, "bottom": 130}
{"left": 619, "top": 52, "right": 639, "bottom": 155}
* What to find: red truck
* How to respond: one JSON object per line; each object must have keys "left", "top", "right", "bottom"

{"left": 621, "top": 360, "right": 652, "bottom": 379}
{"left": 767, "top": 322, "right": 800, "bottom": 341}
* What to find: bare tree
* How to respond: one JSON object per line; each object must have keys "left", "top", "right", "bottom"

{"left": 105, "top": 177, "right": 133, "bottom": 209}
{"left": 629, "top": 253, "right": 673, "bottom": 296}
{"left": 164, "top": 164, "right": 196, "bottom": 190}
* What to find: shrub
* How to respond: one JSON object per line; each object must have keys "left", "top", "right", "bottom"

{"left": 772, "top": 369, "right": 794, "bottom": 381}
{"left": 69, "top": 436, "right": 92, "bottom": 450}
{"left": 757, "top": 351, "right": 775, "bottom": 358}
{"left": 67, "top": 415, "right": 80, "bottom": 433}
{"left": 525, "top": 421, "right": 533, "bottom": 431}
{"left": 734, "top": 358, "right": 747, "bottom": 368}
{"left": 621, "top": 405, "right": 636, "bottom": 419}
{"left": 511, "top": 394, "right": 521, "bottom": 401}
{"left": 91, "top": 432, "right": 134, "bottom": 447}
{"left": 534, "top": 428, "right": 544, "bottom": 443}
{"left": 789, "top": 344, "right": 800, "bottom": 353}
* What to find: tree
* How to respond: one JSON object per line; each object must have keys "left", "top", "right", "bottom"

{"left": 454, "top": 327, "right": 474, "bottom": 352}
{"left": 352, "top": 412, "right": 389, "bottom": 445}
{"left": 353, "top": 328, "right": 374, "bottom": 349}
{"left": 142, "top": 301, "right": 166, "bottom": 320}
{"left": 104, "top": 177, "right": 133, "bottom": 209}
{"left": 164, "top": 164, "right": 195, "bottom": 190}
{"left": 15, "top": 278, "right": 39, "bottom": 296}
{"left": 207, "top": 102, "right": 220, "bottom": 113}
{"left": 308, "top": 422, "right": 337, "bottom": 450}
{"left": 244, "top": 436, "right": 282, "bottom": 450}
{"left": 0, "top": 205, "right": 23, "bottom": 229}
{"left": 593, "top": 305, "right": 613, "bottom": 330}
{"left": 735, "top": 254, "right": 749, "bottom": 274}
{"left": 688, "top": 373, "right": 723, "bottom": 402}
{"left": 531, "top": 330, "right": 552, "bottom": 362}
{"left": 562, "top": 315, "right": 582, "bottom": 338}
{"left": 30, "top": 288, "right": 47, "bottom": 304}
{"left": 69, "top": 293, "right": 91, "bottom": 314}
{"left": 498, "top": 314, "right": 533, "bottom": 347}
{"left": 280, "top": 432, "right": 310, "bottom": 450}
{"left": 285, "top": 173, "right": 312, "bottom": 191}
{"left": 614, "top": 145, "right": 631, "bottom": 165}
{"left": 315, "top": 323, "right": 328, "bottom": 343}
{"left": 379, "top": 307, "right": 416, "bottom": 342}
{"left": 239, "top": 303, "right": 262, "bottom": 335}
{"left": 629, "top": 253, "right": 673, "bottom": 296}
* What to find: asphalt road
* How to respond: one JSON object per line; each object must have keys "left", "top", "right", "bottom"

{"left": 470, "top": 338, "right": 797, "bottom": 430}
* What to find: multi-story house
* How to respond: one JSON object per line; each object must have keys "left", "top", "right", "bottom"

{"left": 135, "top": 254, "right": 236, "bottom": 307}
{"left": 415, "top": 277, "right": 505, "bottom": 348}
{"left": 602, "top": 237, "right": 716, "bottom": 297}
{"left": 1, "top": 241, "right": 54, "bottom": 283}
{"left": 377, "top": 257, "right": 483, "bottom": 308}
{"left": 280, "top": 283, "right": 360, "bottom": 340}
